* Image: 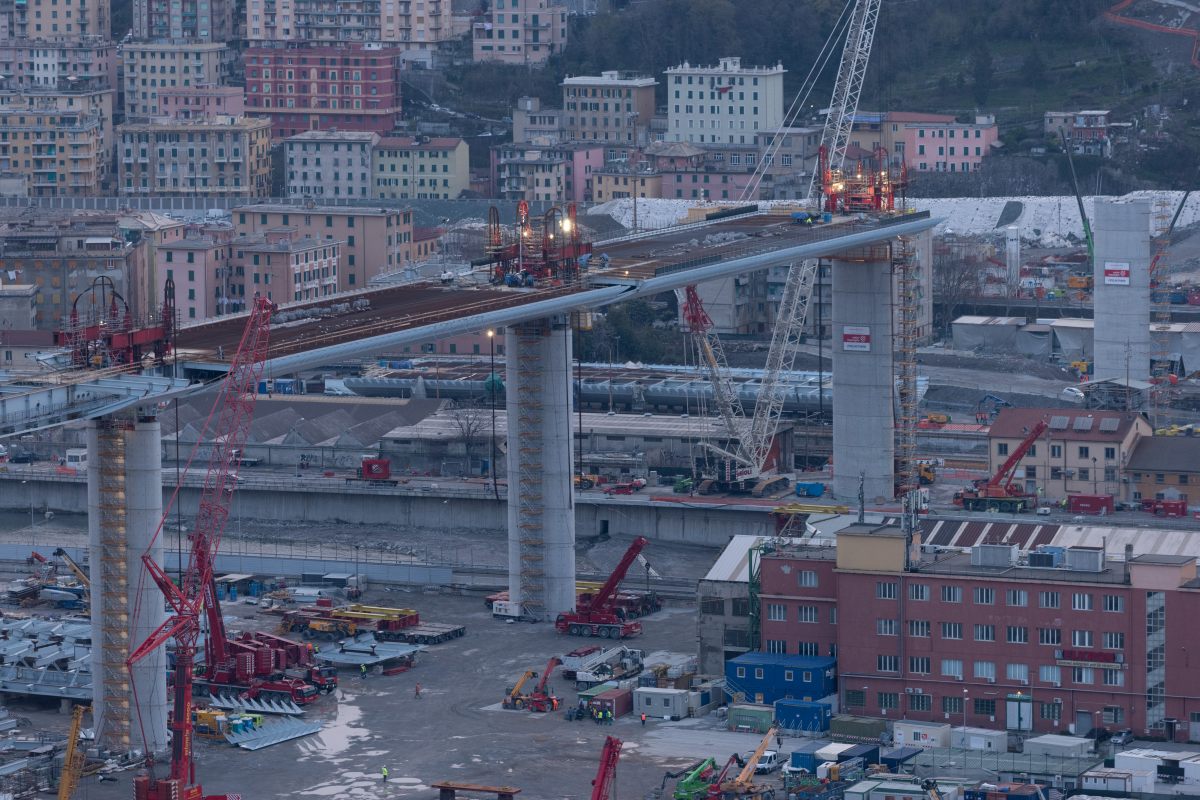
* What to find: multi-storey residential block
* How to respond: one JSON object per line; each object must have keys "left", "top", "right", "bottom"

{"left": 157, "top": 84, "right": 244, "bottom": 117}
{"left": 0, "top": 83, "right": 115, "bottom": 169}
{"left": 490, "top": 141, "right": 603, "bottom": 203}
{"left": 119, "top": 209, "right": 186, "bottom": 319}
{"left": 156, "top": 223, "right": 235, "bottom": 320}
{"left": 0, "top": 213, "right": 146, "bottom": 327}
{"left": 759, "top": 524, "right": 1200, "bottom": 740}
{"left": 1045, "top": 110, "right": 1112, "bottom": 157}
{"left": 512, "top": 95, "right": 562, "bottom": 144}
{"left": 666, "top": 56, "right": 785, "bottom": 145}
{"left": 243, "top": 44, "right": 403, "bottom": 138}
{"left": 372, "top": 136, "right": 468, "bottom": 199}
{"left": 0, "top": 0, "right": 107, "bottom": 39}
{"left": 285, "top": 129, "right": 379, "bottom": 199}
{"left": 132, "top": 0, "right": 230, "bottom": 42}
{"left": 122, "top": 41, "right": 231, "bottom": 118}
{"left": 849, "top": 111, "right": 999, "bottom": 174}
{"left": 472, "top": 0, "right": 566, "bottom": 65}
{"left": 0, "top": 102, "right": 105, "bottom": 196}
{"left": 117, "top": 115, "right": 272, "bottom": 197}
{"left": 1127, "top": 437, "right": 1200, "bottom": 506}
{"left": 561, "top": 71, "right": 656, "bottom": 146}
{"left": 232, "top": 203, "right": 412, "bottom": 291}
{"left": 245, "top": 0, "right": 454, "bottom": 63}
{"left": 986, "top": 407, "right": 1151, "bottom": 500}
{"left": 231, "top": 228, "right": 341, "bottom": 304}
{"left": 0, "top": 38, "right": 116, "bottom": 90}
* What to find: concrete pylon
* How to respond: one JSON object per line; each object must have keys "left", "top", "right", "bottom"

{"left": 504, "top": 316, "right": 576, "bottom": 620}
{"left": 831, "top": 251, "right": 895, "bottom": 501}
{"left": 1093, "top": 198, "right": 1152, "bottom": 382}
{"left": 88, "top": 415, "right": 167, "bottom": 755}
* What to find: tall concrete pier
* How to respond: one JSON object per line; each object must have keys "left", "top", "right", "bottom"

{"left": 1093, "top": 198, "right": 1152, "bottom": 382}
{"left": 88, "top": 415, "right": 167, "bottom": 754}
{"left": 504, "top": 316, "right": 576, "bottom": 620}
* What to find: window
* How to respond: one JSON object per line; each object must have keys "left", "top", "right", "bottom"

{"left": 700, "top": 597, "right": 724, "bottom": 615}
{"left": 941, "top": 659, "right": 963, "bottom": 679}
{"left": 878, "top": 655, "right": 899, "bottom": 673}
{"left": 1039, "top": 664, "right": 1061, "bottom": 685}
{"left": 1105, "top": 446, "right": 1116, "bottom": 460}
{"left": 1103, "top": 631, "right": 1125, "bottom": 650}
{"left": 731, "top": 598, "right": 750, "bottom": 616}
{"left": 877, "top": 581, "right": 898, "bottom": 599}
{"left": 1007, "top": 589, "right": 1028, "bottom": 607}
{"left": 1072, "top": 666, "right": 1094, "bottom": 685}
{"left": 1103, "top": 594, "right": 1124, "bottom": 613}
{"left": 766, "top": 604, "right": 785, "bottom": 622}
{"left": 798, "top": 605, "right": 819, "bottom": 623}
{"left": 1040, "top": 701, "right": 1062, "bottom": 720}
{"left": 845, "top": 690, "right": 865, "bottom": 707}
{"left": 1102, "top": 669, "right": 1125, "bottom": 687}
{"left": 879, "top": 692, "right": 900, "bottom": 710}
{"left": 798, "top": 570, "right": 818, "bottom": 587}
{"left": 974, "top": 587, "right": 995, "bottom": 605}
{"left": 943, "top": 695, "right": 963, "bottom": 715}
{"left": 1040, "top": 591, "right": 1060, "bottom": 609}
{"left": 783, "top": 670, "right": 794, "bottom": 682}
{"left": 941, "top": 585, "right": 962, "bottom": 603}
{"left": 876, "top": 619, "right": 898, "bottom": 636}
{"left": 1073, "top": 593, "right": 1093, "bottom": 611}
{"left": 1007, "top": 626, "right": 1029, "bottom": 644}
{"left": 1078, "top": 445, "right": 1090, "bottom": 458}
{"left": 997, "top": 442, "right": 1009, "bottom": 456}
{"left": 973, "top": 661, "right": 996, "bottom": 680}
{"left": 941, "top": 622, "right": 963, "bottom": 640}
{"left": 1038, "top": 628, "right": 1062, "bottom": 645}
{"left": 974, "top": 698, "right": 996, "bottom": 716}
{"left": 910, "top": 694, "right": 932, "bottom": 712}
{"left": 909, "top": 656, "right": 931, "bottom": 674}
{"left": 909, "top": 620, "right": 931, "bottom": 638}
{"left": 766, "top": 639, "right": 786, "bottom": 654}
{"left": 797, "top": 642, "right": 819, "bottom": 656}
{"left": 1102, "top": 706, "right": 1124, "bottom": 725}
{"left": 755, "top": 668, "right": 764, "bottom": 679}
{"left": 974, "top": 624, "right": 996, "bottom": 642}
{"left": 909, "top": 583, "right": 930, "bottom": 601}
{"left": 1007, "top": 663, "right": 1029, "bottom": 683}
{"left": 1051, "top": 444, "right": 1062, "bottom": 458}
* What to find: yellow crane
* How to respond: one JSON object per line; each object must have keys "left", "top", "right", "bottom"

{"left": 52, "top": 548, "right": 90, "bottom": 602}
{"left": 502, "top": 669, "right": 538, "bottom": 709}
{"left": 718, "top": 726, "right": 777, "bottom": 797}
{"left": 57, "top": 704, "right": 88, "bottom": 800}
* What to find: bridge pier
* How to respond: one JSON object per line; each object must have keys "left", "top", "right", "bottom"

{"left": 504, "top": 316, "right": 576, "bottom": 621}
{"left": 87, "top": 414, "right": 168, "bottom": 755}
{"left": 831, "top": 248, "right": 896, "bottom": 501}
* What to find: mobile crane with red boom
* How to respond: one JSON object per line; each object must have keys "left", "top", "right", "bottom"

{"left": 526, "top": 656, "right": 562, "bottom": 713}
{"left": 954, "top": 419, "right": 1047, "bottom": 513}
{"left": 554, "top": 537, "right": 648, "bottom": 639}
{"left": 126, "top": 295, "right": 275, "bottom": 800}
{"left": 590, "top": 736, "right": 622, "bottom": 800}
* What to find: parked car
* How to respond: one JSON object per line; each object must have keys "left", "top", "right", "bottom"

{"left": 604, "top": 483, "right": 636, "bottom": 495}
{"left": 754, "top": 751, "right": 782, "bottom": 774}
{"left": 1111, "top": 729, "right": 1134, "bottom": 746}
{"left": 8, "top": 448, "right": 37, "bottom": 464}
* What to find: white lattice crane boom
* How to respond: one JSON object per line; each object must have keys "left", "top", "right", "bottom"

{"left": 817, "top": 0, "right": 882, "bottom": 179}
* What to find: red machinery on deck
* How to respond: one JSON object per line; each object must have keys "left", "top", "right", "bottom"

{"left": 127, "top": 295, "right": 275, "bottom": 800}
{"left": 54, "top": 275, "right": 175, "bottom": 369}
{"left": 554, "top": 537, "right": 647, "bottom": 639}
{"left": 526, "top": 656, "right": 562, "bottom": 713}
{"left": 480, "top": 201, "right": 592, "bottom": 286}
{"left": 818, "top": 143, "right": 906, "bottom": 215}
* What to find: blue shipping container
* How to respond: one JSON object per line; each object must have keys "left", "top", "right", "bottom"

{"left": 787, "top": 740, "right": 830, "bottom": 774}
{"left": 838, "top": 744, "right": 879, "bottom": 766}
{"left": 774, "top": 699, "right": 832, "bottom": 733}
{"left": 726, "top": 653, "right": 837, "bottom": 705}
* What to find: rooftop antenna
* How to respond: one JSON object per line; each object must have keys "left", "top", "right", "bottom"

{"left": 857, "top": 471, "right": 865, "bottom": 523}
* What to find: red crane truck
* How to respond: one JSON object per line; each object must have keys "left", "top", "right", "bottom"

{"left": 555, "top": 537, "right": 648, "bottom": 639}
{"left": 954, "top": 419, "right": 1047, "bottom": 513}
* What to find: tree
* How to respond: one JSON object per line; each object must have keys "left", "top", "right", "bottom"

{"left": 1020, "top": 48, "right": 1046, "bottom": 86}
{"left": 971, "top": 46, "right": 994, "bottom": 106}
{"left": 932, "top": 246, "right": 986, "bottom": 336}
{"left": 447, "top": 401, "right": 490, "bottom": 473}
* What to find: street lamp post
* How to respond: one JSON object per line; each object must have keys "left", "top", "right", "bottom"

{"left": 21, "top": 480, "right": 33, "bottom": 546}
{"left": 487, "top": 330, "right": 500, "bottom": 501}
{"left": 1091, "top": 456, "right": 1098, "bottom": 494}
{"left": 963, "top": 688, "right": 969, "bottom": 730}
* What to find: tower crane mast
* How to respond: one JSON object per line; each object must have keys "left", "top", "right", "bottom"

{"left": 126, "top": 295, "right": 275, "bottom": 800}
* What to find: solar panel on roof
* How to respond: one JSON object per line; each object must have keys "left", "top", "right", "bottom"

{"left": 1099, "top": 418, "right": 1120, "bottom": 432}
{"left": 1073, "top": 417, "right": 1094, "bottom": 431}
{"left": 1049, "top": 416, "right": 1069, "bottom": 429}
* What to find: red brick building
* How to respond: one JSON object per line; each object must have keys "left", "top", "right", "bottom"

{"left": 759, "top": 524, "right": 1200, "bottom": 741}
{"left": 244, "top": 45, "right": 403, "bottom": 139}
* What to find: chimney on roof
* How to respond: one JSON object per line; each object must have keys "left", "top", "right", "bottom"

{"left": 1125, "top": 543, "right": 1133, "bottom": 584}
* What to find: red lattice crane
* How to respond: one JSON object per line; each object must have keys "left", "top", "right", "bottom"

{"left": 590, "top": 735, "right": 622, "bottom": 800}
{"left": 954, "top": 419, "right": 1047, "bottom": 514}
{"left": 127, "top": 294, "right": 275, "bottom": 800}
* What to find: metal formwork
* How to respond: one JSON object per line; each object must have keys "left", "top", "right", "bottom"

{"left": 93, "top": 419, "right": 130, "bottom": 750}
{"left": 894, "top": 238, "right": 920, "bottom": 496}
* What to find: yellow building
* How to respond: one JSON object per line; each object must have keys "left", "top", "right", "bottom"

{"left": 0, "top": 105, "right": 105, "bottom": 196}
{"left": 372, "top": 137, "right": 469, "bottom": 200}
{"left": 117, "top": 115, "right": 272, "bottom": 197}
{"left": 591, "top": 168, "right": 662, "bottom": 202}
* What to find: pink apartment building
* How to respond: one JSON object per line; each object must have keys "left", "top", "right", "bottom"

{"left": 158, "top": 85, "right": 246, "bottom": 118}
{"left": 850, "top": 111, "right": 999, "bottom": 174}
{"left": 156, "top": 224, "right": 236, "bottom": 321}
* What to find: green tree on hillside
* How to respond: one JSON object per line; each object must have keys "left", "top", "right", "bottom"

{"left": 971, "top": 46, "right": 994, "bottom": 106}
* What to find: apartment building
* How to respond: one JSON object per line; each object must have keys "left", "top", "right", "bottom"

{"left": 232, "top": 228, "right": 341, "bottom": 304}
{"left": 0, "top": 214, "right": 144, "bottom": 327}
{"left": 849, "top": 111, "right": 1000, "bottom": 174}
{"left": 117, "top": 115, "right": 272, "bottom": 197}
{"left": 243, "top": 44, "right": 404, "bottom": 138}
{"left": 0, "top": 0, "right": 107, "bottom": 39}
{"left": 986, "top": 408, "right": 1151, "bottom": 500}
{"left": 371, "top": 136, "right": 468, "bottom": 200}
{"left": 132, "top": 0, "right": 231, "bottom": 42}
{"left": 0, "top": 38, "right": 116, "bottom": 90}
{"left": 512, "top": 95, "right": 563, "bottom": 144}
{"left": 665, "top": 57, "right": 785, "bottom": 145}
{"left": 285, "top": 130, "right": 379, "bottom": 199}
{"left": 1126, "top": 437, "right": 1200, "bottom": 506}
{"left": 120, "top": 209, "right": 186, "bottom": 319}
{"left": 156, "top": 224, "right": 235, "bottom": 320}
{"left": 233, "top": 203, "right": 413, "bottom": 290}
{"left": 0, "top": 103, "right": 105, "bottom": 196}
{"left": 0, "top": 84, "right": 115, "bottom": 167}
{"left": 490, "top": 141, "right": 603, "bottom": 203}
{"left": 122, "top": 41, "right": 232, "bottom": 118}
{"left": 157, "top": 85, "right": 244, "bottom": 118}
{"left": 1045, "top": 110, "right": 1112, "bottom": 158}
{"left": 244, "top": 0, "right": 453, "bottom": 60}
{"left": 561, "top": 71, "right": 656, "bottom": 146}
{"left": 472, "top": 0, "right": 567, "bottom": 65}
{"left": 760, "top": 525, "right": 1200, "bottom": 740}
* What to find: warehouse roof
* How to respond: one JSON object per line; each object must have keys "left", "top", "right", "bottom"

{"left": 1126, "top": 436, "right": 1200, "bottom": 473}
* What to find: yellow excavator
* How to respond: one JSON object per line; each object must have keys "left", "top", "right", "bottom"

{"left": 715, "top": 726, "right": 777, "bottom": 798}
{"left": 502, "top": 668, "right": 539, "bottom": 709}
{"left": 57, "top": 705, "right": 88, "bottom": 800}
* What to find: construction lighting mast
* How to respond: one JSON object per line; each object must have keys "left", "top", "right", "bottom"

{"left": 126, "top": 295, "right": 275, "bottom": 800}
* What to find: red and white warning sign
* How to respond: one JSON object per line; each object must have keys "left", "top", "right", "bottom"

{"left": 1103, "top": 261, "right": 1130, "bottom": 286}
{"left": 842, "top": 325, "right": 871, "bottom": 352}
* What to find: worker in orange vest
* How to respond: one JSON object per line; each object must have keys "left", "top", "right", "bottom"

{"left": 640, "top": 712, "right": 647, "bottom": 726}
